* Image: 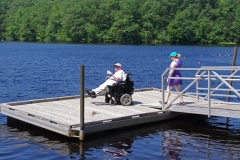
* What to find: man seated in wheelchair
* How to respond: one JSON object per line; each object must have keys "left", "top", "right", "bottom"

{"left": 86, "top": 63, "right": 134, "bottom": 105}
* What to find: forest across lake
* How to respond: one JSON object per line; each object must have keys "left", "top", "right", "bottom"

{"left": 0, "top": 0, "right": 240, "bottom": 45}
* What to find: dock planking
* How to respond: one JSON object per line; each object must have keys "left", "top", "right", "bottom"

{"left": 1, "top": 88, "right": 239, "bottom": 139}
{"left": 0, "top": 88, "right": 184, "bottom": 138}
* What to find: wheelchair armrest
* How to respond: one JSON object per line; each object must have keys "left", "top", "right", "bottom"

{"left": 118, "top": 81, "right": 126, "bottom": 85}
{"left": 107, "top": 81, "right": 126, "bottom": 89}
{"left": 107, "top": 83, "right": 118, "bottom": 89}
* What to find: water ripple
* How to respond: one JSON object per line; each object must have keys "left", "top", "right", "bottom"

{"left": 0, "top": 42, "right": 240, "bottom": 159}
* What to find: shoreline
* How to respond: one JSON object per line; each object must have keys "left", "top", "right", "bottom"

{"left": 0, "top": 40, "right": 239, "bottom": 47}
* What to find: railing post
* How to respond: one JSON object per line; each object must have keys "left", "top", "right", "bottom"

{"left": 162, "top": 74, "right": 165, "bottom": 110}
{"left": 196, "top": 76, "right": 199, "bottom": 101}
{"left": 195, "top": 69, "right": 201, "bottom": 101}
{"left": 227, "top": 47, "right": 238, "bottom": 102}
{"left": 79, "top": 65, "right": 85, "bottom": 141}
{"left": 208, "top": 70, "right": 211, "bottom": 118}
{"left": 161, "top": 69, "right": 169, "bottom": 110}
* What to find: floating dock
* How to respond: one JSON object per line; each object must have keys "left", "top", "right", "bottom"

{"left": 1, "top": 87, "right": 240, "bottom": 139}
{"left": 0, "top": 88, "right": 185, "bottom": 139}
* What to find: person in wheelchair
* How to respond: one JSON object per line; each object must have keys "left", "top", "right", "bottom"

{"left": 86, "top": 63, "right": 124, "bottom": 98}
{"left": 105, "top": 72, "right": 134, "bottom": 106}
{"left": 86, "top": 63, "right": 134, "bottom": 106}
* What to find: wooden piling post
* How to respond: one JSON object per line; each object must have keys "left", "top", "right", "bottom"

{"left": 79, "top": 65, "right": 85, "bottom": 140}
{"left": 208, "top": 70, "right": 211, "bottom": 118}
{"left": 80, "top": 141, "right": 85, "bottom": 159}
{"left": 227, "top": 47, "right": 238, "bottom": 102}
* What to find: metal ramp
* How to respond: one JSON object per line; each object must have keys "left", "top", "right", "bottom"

{"left": 170, "top": 100, "right": 240, "bottom": 119}
{"left": 161, "top": 66, "right": 240, "bottom": 118}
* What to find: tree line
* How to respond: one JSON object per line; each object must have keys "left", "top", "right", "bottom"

{"left": 0, "top": 0, "right": 240, "bottom": 44}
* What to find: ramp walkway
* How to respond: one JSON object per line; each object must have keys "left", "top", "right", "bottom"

{"left": 161, "top": 66, "right": 240, "bottom": 118}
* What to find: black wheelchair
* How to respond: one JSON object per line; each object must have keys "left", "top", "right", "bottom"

{"left": 105, "top": 73, "right": 134, "bottom": 106}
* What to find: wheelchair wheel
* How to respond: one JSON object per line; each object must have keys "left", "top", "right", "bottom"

{"left": 109, "top": 99, "right": 116, "bottom": 106}
{"left": 120, "top": 94, "right": 132, "bottom": 106}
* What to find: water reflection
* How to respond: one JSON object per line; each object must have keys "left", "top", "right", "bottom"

{"left": 162, "top": 131, "right": 181, "bottom": 160}
{"left": 1, "top": 115, "right": 240, "bottom": 159}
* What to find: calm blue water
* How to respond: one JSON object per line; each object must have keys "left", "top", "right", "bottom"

{"left": 0, "top": 42, "right": 240, "bottom": 159}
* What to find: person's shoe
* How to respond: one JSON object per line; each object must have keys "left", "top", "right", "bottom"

{"left": 177, "top": 102, "right": 185, "bottom": 106}
{"left": 90, "top": 91, "right": 96, "bottom": 98}
{"left": 85, "top": 90, "right": 96, "bottom": 98}
{"left": 159, "top": 101, "right": 168, "bottom": 104}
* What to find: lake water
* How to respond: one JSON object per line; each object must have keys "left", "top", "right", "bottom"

{"left": 0, "top": 42, "right": 240, "bottom": 159}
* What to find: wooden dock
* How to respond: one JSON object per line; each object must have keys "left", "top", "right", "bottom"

{"left": 1, "top": 87, "right": 240, "bottom": 139}
{"left": 0, "top": 88, "right": 184, "bottom": 139}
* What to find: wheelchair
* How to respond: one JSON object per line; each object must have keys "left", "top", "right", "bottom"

{"left": 105, "top": 73, "right": 134, "bottom": 106}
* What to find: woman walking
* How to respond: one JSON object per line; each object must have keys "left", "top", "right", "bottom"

{"left": 165, "top": 52, "right": 184, "bottom": 105}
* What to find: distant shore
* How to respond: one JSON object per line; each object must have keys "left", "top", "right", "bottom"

{"left": 0, "top": 40, "right": 239, "bottom": 46}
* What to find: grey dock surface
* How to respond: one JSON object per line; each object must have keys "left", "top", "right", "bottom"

{"left": 0, "top": 88, "right": 182, "bottom": 138}
{"left": 1, "top": 88, "right": 239, "bottom": 139}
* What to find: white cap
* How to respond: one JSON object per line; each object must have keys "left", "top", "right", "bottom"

{"left": 114, "top": 63, "right": 122, "bottom": 67}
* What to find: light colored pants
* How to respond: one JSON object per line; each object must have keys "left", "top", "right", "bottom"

{"left": 92, "top": 79, "right": 117, "bottom": 95}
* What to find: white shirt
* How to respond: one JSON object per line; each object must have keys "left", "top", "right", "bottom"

{"left": 110, "top": 69, "right": 124, "bottom": 82}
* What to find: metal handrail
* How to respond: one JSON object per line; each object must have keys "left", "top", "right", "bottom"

{"left": 161, "top": 66, "right": 240, "bottom": 118}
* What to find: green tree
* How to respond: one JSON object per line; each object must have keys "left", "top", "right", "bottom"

{"left": 166, "top": 8, "right": 197, "bottom": 44}
{"left": 1, "top": 0, "right": 240, "bottom": 44}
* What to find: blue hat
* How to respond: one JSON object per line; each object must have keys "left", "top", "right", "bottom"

{"left": 169, "top": 52, "right": 177, "bottom": 57}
